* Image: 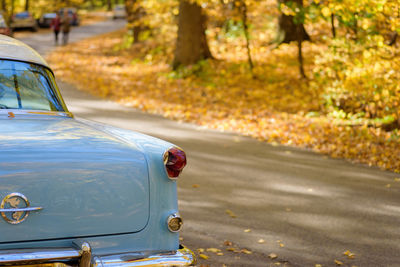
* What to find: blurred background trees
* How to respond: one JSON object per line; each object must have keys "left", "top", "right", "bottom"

{"left": 117, "top": 0, "right": 399, "bottom": 131}
{"left": 0, "top": 0, "right": 123, "bottom": 18}
{"left": 6, "top": 0, "right": 400, "bottom": 132}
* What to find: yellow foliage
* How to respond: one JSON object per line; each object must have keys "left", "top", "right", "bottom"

{"left": 47, "top": 8, "right": 400, "bottom": 173}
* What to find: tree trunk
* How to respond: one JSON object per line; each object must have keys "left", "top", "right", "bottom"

{"left": 125, "top": 0, "right": 146, "bottom": 43}
{"left": 25, "top": 0, "right": 29, "bottom": 11}
{"left": 173, "top": 0, "right": 213, "bottom": 69}
{"left": 1, "top": 0, "right": 5, "bottom": 11}
{"left": 10, "top": 0, "right": 15, "bottom": 17}
{"left": 238, "top": 0, "right": 254, "bottom": 76}
{"left": 331, "top": 13, "right": 336, "bottom": 38}
{"left": 278, "top": 0, "right": 310, "bottom": 43}
{"left": 297, "top": 23, "right": 306, "bottom": 78}
{"left": 389, "top": 32, "right": 398, "bottom": 46}
{"left": 107, "top": 0, "right": 113, "bottom": 11}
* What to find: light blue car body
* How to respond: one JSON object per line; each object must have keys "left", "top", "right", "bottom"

{"left": 0, "top": 114, "right": 179, "bottom": 254}
{"left": 0, "top": 34, "right": 194, "bottom": 266}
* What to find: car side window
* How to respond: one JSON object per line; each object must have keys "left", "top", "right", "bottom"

{"left": 0, "top": 60, "right": 64, "bottom": 111}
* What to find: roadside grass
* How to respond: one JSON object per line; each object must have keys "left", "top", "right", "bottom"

{"left": 47, "top": 29, "right": 400, "bottom": 173}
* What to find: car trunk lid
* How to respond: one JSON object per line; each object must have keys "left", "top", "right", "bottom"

{"left": 0, "top": 116, "right": 150, "bottom": 242}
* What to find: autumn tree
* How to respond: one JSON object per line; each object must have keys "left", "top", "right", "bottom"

{"left": 278, "top": 0, "right": 310, "bottom": 78}
{"left": 278, "top": 0, "right": 310, "bottom": 43}
{"left": 173, "top": 0, "right": 213, "bottom": 69}
{"left": 125, "top": 0, "right": 147, "bottom": 43}
{"left": 106, "top": 0, "right": 112, "bottom": 11}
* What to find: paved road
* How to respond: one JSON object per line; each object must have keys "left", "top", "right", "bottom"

{"left": 20, "top": 20, "right": 400, "bottom": 267}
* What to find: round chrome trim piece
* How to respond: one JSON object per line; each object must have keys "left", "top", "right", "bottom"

{"left": 167, "top": 213, "right": 183, "bottom": 232}
{"left": 0, "top": 193, "right": 43, "bottom": 224}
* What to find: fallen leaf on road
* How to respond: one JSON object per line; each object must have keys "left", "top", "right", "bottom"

{"left": 334, "top": 259, "right": 343, "bottom": 265}
{"left": 225, "top": 209, "right": 237, "bottom": 218}
{"left": 197, "top": 248, "right": 205, "bottom": 253}
{"left": 315, "top": 264, "right": 322, "bottom": 267}
{"left": 224, "top": 241, "right": 233, "bottom": 246}
{"left": 227, "top": 247, "right": 236, "bottom": 252}
{"left": 344, "top": 250, "right": 355, "bottom": 259}
{"left": 285, "top": 208, "right": 292, "bottom": 212}
{"left": 279, "top": 243, "right": 285, "bottom": 248}
{"left": 268, "top": 253, "right": 278, "bottom": 259}
{"left": 258, "top": 239, "right": 265, "bottom": 244}
{"left": 394, "top": 178, "right": 400, "bottom": 182}
{"left": 179, "top": 237, "right": 183, "bottom": 241}
{"left": 206, "top": 248, "right": 221, "bottom": 253}
{"left": 217, "top": 252, "right": 224, "bottom": 256}
{"left": 241, "top": 249, "right": 252, "bottom": 254}
{"left": 192, "top": 184, "right": 200, "bottom": 188}
{"left": 386, "top": 184, "right": 391, "bottom": 188}
{"left": 244, "top": 229, "right": 251, "bottom": 233}
{"left": 199, "top": 254, "right": 209, "bottom": 260}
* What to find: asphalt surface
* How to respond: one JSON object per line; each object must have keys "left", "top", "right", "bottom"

{"left": 20, "top": 19, "right": 400, "bottom": 267}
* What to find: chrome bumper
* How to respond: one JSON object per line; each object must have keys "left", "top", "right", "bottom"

{"left": 0, "top": 242, "right": 196, "bottom": 267}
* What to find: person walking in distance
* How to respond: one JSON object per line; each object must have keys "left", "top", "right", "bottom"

{"left": 50, "top": 12, "right": 61, "bottom": 45}
{"left": 61, "top": 10, "right": 71, "bottom": 45}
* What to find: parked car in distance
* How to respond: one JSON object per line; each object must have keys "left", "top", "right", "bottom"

{"left": 10, "top": 11, "right": 37, "bottom": 31}
{"left": 0, "top": 12, "right": 12, "bottom": 36}
{"left": 0, "top": 35, "right": 195, "bottom": 266}
{"left": 113, "top": 4, "right": 126, "bottom": 19}
{"left": 38, "top": 12, "right": 57, "bottom": 28}
{"left": 59, "top": 7, "right": 79, "bottom": 26}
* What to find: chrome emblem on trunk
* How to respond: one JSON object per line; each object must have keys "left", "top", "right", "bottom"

{"left": 0, "top": 193, "right": 43, "bottom": 224}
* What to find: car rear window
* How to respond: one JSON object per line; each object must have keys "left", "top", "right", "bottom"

{"left": 0, "top": 60, "right": 64, "bottom": 111}
{"left": 44, "top": 13, "right": 57, "bottom": 19}
{"left": 15, "top": 12, "right": 29, "bottom": 18}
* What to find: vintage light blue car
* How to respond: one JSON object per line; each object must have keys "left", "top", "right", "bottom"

{"left": 0, "top": 35, "right": 195, "bottom": 266}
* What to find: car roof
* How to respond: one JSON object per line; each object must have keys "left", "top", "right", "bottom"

{"left": 0, "top": 35, "right": 49, "bottom": 68}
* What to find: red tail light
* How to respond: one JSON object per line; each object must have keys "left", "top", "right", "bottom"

{"left": 164, "top": 147, "right": 186, "bottom": 179}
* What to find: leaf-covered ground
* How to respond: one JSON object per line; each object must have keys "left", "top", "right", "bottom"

{"left": 47, "top": 29, "right": 400, "bottom": 173}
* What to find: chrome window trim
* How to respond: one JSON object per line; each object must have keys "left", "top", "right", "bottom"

{"left": 0, "top": 109, "right": 73, "bottom": 118}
